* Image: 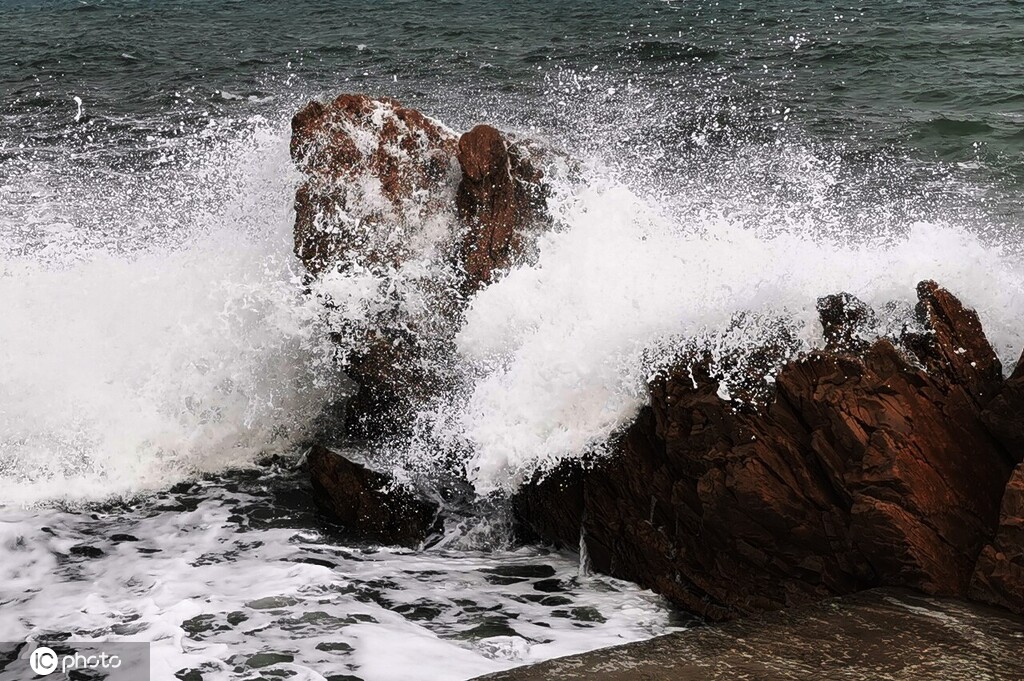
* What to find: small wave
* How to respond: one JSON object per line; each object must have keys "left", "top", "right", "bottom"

{"left": 915, "top": 116, "right": 997, "bottom": 137}
{"left": 621, "top": 39, "right": 720, "bottom": 63}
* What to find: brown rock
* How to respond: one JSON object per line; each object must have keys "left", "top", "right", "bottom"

{"left": 905, "top": 280, "right": 1003, "bottom": 405}
{"left": 291, "top": 96, "right": 549, "bottom": 439}
{"left": 307, "top": 445, "right": 440, "bottom": 547}
{"left": 817, "top": 292, "right": 876, "bottom": 354}
{"left": 970, "top": 463, "right": 1024, "bottom": 614}
{"left": 515, "top": 282, "right": 1016, "bottom": 620}
{"left": 291, "top": 94, "right": 460, "bottom": 276}
{"left": 982, "top": 347, "right": 1024, "bottom": 458}
{"left": 456, "top": 124, "right": 548, "bottom": 293}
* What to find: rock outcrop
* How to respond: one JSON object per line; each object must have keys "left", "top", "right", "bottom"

{"left": 981, "top": 348, "right": 1024, "bottom": 457}
{"left": 290, "top": 95, "right": 548, "bottom": 440}
{"left": 970, "top": 463, "right": 1024, "bottom": 614}
{"left": 290, "top": 96, "right": 1024, "bottom": 617}
{"left": 307, "top": 445, "right": 440, "bottom": 547}
{"left": 455, "top": 124, "right": 548, "bottom": 293}
{"left": 515, "top": 282, "right": 1019, "bottom": 620}
{"left": 291, "top": 94, "right": 460, "bottom": 276}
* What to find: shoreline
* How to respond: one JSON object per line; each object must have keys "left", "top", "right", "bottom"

{"left": 474, "top": 588, "right": 1024, "bottom": 681}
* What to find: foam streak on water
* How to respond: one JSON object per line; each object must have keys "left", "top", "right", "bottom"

{"left": 0, "top": 469, "right": 677, "bottom": 681}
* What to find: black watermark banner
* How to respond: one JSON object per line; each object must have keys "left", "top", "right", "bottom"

{"left": 0, "top": 642, "right": 150, "bottom": 681}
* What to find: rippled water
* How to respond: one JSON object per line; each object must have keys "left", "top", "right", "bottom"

{"left": 2, "top": 1, "right": 1023, "bottom": 679}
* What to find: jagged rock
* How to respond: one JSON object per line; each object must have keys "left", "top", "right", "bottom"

{"left": 904, "top": 280, "right": 1003, "bottom": 405}
{"left": 970, "top": 463, "right": 1024, "bottom": 614}
{"left": 291, "top": 93, "right": 460, "bottom": 276}
{"left": 290, "top": 96, "right": 548, "bottom": 439}
{"left": 817, "top": 292, "right": 876, "bottom": 354}
{"left": 515, "top": 282, "right": 1017, "bottom": 620}
{"left": 307, "top": 445, "right": 440, "bottom": 547}
{"left": 456, "top": 124, "right": 548, "bottom": 293}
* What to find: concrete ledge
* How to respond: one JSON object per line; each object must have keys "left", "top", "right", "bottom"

{"left": 474, "top": 588, "right": 1024, "bottom": 680}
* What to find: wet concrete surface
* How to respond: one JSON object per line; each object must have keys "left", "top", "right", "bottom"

{"left": 475, "top": 588, "right": 1024, "bottom": 680}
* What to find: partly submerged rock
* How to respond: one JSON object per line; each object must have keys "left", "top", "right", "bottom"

{"left": 307, "top": 445, "right": 440, "bottom": 547}
{"left": 472, "top": 588, "right": 1024, "bottom": 681}
{"left": 514, "top": 282, "right": 1018, "bottom": 620}
{"left": 971, "top": 462, "right": 1024, "bottom": 614}
{"left": 290, "top": 95, "right": 549, "bottom": 439}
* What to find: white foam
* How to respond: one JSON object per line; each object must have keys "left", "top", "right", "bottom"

{"left": 0, "top": 123, "right": 339, "bottom": 506}
{"left": 447, "top": 180, "right": 1024, "bottom": 493}
{"left": 0, "top": 481, "right": 677, "bottom": 681}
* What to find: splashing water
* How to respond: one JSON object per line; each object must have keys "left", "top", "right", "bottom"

{"left": 0, "top": 122, "right": 340, "bottom": 506}
{"left": 450, "top": 182, "right": 1024, "bottom": 492}
{"left": 4, "top": 3, "right": 1024, "bottom": 680}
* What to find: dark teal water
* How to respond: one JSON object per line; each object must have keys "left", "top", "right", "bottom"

{"left": 1, "top": 6, "right": 1022, "bottom": 679}
{"left": 2, "top": 0, "right": 1022, "bottom": 191}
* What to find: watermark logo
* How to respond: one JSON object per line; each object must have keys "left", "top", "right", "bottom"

{"left": 29, "top": 646, "right": 58, "bottom": 676}
{"left": 3, "top": 641, "right": 149, "bottom": 680}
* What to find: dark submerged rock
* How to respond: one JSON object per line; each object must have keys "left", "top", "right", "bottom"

{"left": 307, "top": 445, "right": 440, "bottom": 547}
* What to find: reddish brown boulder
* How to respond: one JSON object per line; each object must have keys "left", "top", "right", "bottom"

{"left": 291, "top": 94, "right": 460, "bottom": 276}
{"left": 515, "top": 283, "right": 1017, "bottom": 620}
{"left": 307, "top": 445, "right": 440, "bottom": 547}
{"left": 291, "top": 96, "right": 549, "bottom": 440}
{"left": 904, "top": 280, "right": 1003, "bottom": 405}
{"left": 970, "top": 463, "right": 1024, "bottom": 614}
{"left": 456, "top": 124, "right": 548, "bottom": 293}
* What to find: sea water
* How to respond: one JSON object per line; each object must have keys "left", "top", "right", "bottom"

{"left": 2, "top": 1, "right": 1023, "bottom": 679}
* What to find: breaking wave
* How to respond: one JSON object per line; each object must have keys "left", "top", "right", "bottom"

{"left": 0, "top": 122, "right": 340, "bottom": 506}
{"left": 2, "top": 95, "right": 1023, "bottom": 506}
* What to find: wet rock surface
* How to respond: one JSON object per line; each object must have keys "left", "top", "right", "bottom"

{"left": 291, "top": 93, "right": 460, "bottom": 276}
{"left": 307, "top": 445, "right": 440, "bottom": 547}
{"left": 291, "top": 95, "right": 548, "bottom": 441}
{"left": 971, "top": 462, "right": 1024, "bottom": 614}
{"left": 982, "top": 347, "right": 1024, "bottom": 457}
{"left": 455, "top": 124, "right": 548, "bottom": 294}
{"left": 515, "top": 282, "right": 1020, "bottom": 620}
{"left": 290, "top": 96, "right": 1024, "bottom": 617}
{"left": 472, "top": 588, "right": 1024, "bottom": 681}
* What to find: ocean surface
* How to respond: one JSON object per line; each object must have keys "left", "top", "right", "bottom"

{"left": 1, "top": 1, "right": 1023, "bottom": 679}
